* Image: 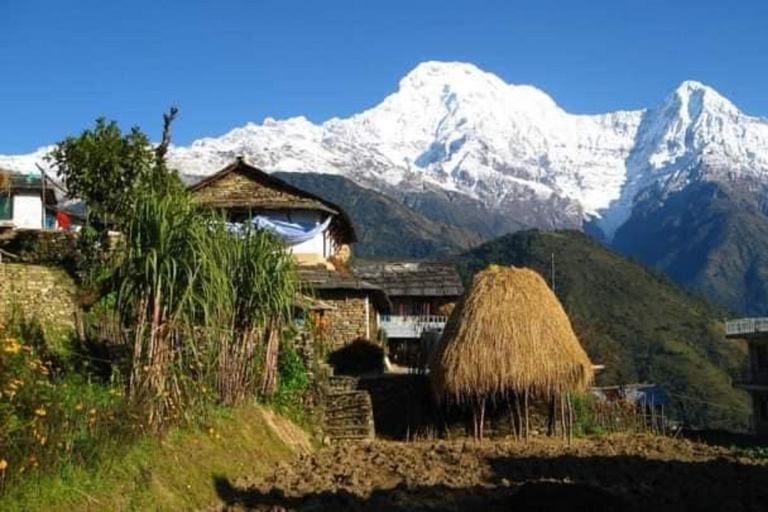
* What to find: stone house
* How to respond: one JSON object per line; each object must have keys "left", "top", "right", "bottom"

{"left": 188, "top": 157, "right": 389, "bottom": 348}
{"left": 353, "top": 260, "right": 463, "bottom": 363}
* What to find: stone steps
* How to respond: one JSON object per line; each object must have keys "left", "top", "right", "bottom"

{"left": 322, "top": 376, "right": 375, "bottom": 442}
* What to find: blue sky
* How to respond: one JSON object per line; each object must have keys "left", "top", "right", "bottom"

{"left": 1, "top": 0, "right": 767, "bottom": 153}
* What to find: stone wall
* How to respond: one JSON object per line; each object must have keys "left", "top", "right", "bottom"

{"left": 0, "top": 263, "right": 78, "bottom": 335}
{"left": 315, "top": 289, "right": 379, "bottom": 348}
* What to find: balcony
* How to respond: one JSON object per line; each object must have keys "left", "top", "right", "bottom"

{"left": 379, "top": 315, "right": 448, "bottom": 339}
{"left": 726, "top": 318, "right": 768, "bottom": 339}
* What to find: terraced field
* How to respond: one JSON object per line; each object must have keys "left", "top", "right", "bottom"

{"left": 214, "top": 434, "right": 768, "bottom": 511}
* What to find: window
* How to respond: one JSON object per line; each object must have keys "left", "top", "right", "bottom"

{"left": 0, "top": 194, "right": 11, "bottom": 221}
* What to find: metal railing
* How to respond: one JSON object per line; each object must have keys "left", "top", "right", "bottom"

{"left": 726, "top": 318, "right": 768, "bottom": 337}
{"left": 379, "top": 315, "right": 448, "bottom": 338}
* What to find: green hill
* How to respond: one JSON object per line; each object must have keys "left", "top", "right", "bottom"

{"left": 455, "top": 229, "right": 750, "bottom": 431}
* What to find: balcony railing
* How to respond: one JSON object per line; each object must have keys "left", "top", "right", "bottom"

{"left": 379, "top": 315, "right": 448, "bottom": 339}
{"left": 726, "top": 318, "right": 768, "bottom": 338}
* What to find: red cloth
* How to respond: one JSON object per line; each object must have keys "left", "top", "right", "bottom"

{"left": 56, "top": 211, "right": 71, "bottom": 230}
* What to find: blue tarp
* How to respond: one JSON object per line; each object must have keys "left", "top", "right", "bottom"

{"left": 229, "top": 215, "right": 332, "bottom": 245}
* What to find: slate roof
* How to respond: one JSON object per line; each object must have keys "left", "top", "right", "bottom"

{"left": 297, "top": 265, "right": 390, "bottom": 311}
{"left": 352, "top": 260, "right": 464, "bottom": 298}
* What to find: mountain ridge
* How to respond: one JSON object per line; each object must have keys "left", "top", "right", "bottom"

{"left": 5, "top": 61, "right": 768, "bottom": 239}
{"left": 4, "top": 61, "right": 768, "bottom": 314}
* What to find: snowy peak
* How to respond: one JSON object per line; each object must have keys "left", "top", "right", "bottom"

{"left": 672, "top": 80, "right": 738, "bottom": 117}
{"left": 2, "top": 62, "right": 768, "bottom": 240}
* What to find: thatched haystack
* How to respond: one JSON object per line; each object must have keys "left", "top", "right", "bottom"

{"left": 430, "top": 264, "right": 593, "bottom": 439}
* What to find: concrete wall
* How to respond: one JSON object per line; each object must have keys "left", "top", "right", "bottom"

{"left": 12, "top": 192, "right": 44, "bottom": 229}
{"left": 0, "top": 263, "right": 78, "bottom": 336}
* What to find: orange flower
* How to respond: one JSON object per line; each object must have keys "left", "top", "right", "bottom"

{"left": 0, "top": 458, "right": 7, "bottom": 472}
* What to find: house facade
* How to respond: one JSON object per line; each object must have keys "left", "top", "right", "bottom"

{"left": 353, "top": 260, "right": 464, "bottom": 363}
{"left": 0, "top": 170, "right": 82, "bottom": 237}
{"left": 0, "top": 171, "right": 56, "bottom": 232}
{"left": 726, "top": 317, "right": 768, "bottom": 436}
{"left": 189, "top": 157, "right": 355, "bottom": 267}
{"left": 189, "top": 158, "right": 389, "bottom": 349}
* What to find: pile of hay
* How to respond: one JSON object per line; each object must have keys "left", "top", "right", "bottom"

{"left": 431, "top": 265, "right": 593, "bottom": 403}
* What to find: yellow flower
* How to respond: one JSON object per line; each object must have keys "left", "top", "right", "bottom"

{"left": 34, "top": 407, "right": 46, "bottom": 417}
{"left": 89, "top": 408, "right": 97, "bottom": 415}
{"left": 75, "top": 404, "right": 84, "bottom": 411}
{"left": 3, "top": 341, "right": 20, "bottom": 354}
{"left": 0, "top": 458, "right": 7, "bottom": 471}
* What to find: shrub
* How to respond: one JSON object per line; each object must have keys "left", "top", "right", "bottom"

{"left": 0, "top": 318, "right": 134, "bottom": 488}
{"left": 270, "top": 342, "right": 310, "bottom": 423}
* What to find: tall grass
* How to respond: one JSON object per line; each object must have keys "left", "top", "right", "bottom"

{"left": 197, "top": 220, "right": 297, "bottom": 405}
{"left": 1, "top": 183, "right": 301, "bottom": 494}
{"left": 112, "top": 187, "right": 298, "bottom": 430}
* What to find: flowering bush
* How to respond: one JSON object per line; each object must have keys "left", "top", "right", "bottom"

{"left": 0, "top": 320, "right": 132, "bottom": 485}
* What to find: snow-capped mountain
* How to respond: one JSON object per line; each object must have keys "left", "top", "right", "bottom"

{"left": 3, "top": 61, "right": 768, "bottom": 240}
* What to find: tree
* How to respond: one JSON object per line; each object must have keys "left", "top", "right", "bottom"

{"left": 47, "top": 118, "right": 155, "bottom": 225}
{"left": 47, "top": 110, "right": 182, "bottom": 227}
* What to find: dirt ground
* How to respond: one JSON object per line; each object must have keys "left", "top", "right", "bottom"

{"left": 214, "top": 434, "right": 768, "bottom": 511}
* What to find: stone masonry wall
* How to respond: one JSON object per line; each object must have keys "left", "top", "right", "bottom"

{"left": 0, "top": 263, "right": 78, "bottom": 335}
{"left": 316, "top": 290, "right": 377, "bottom": 348}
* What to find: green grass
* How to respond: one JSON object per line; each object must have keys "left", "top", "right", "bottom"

{"left": 0, "top": 404, "right": 302, "bottom": 511}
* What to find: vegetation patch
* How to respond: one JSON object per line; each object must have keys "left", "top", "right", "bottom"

{"left": 0, "top": 404, "right": 300, "bottom": 511}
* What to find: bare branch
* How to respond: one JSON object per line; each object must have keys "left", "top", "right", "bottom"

{"left": 156, "top": 106, "right": 179, "bottom": 161}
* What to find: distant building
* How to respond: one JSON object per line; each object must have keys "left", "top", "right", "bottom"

{"left": 726, "top": 318, "right": 768, "bottom": 436}
{"left": 189, "top": 157, "right": 389, "bottom": 348}
{"left": 353, "top": 260, "right": 464, "bottom": 363}
{"left": 0, "top": 171, "right": 58, "bottom": 232}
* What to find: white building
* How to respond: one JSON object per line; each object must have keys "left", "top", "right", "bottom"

{"left": 0, "top": 171, "right": 57, "bottom": 231}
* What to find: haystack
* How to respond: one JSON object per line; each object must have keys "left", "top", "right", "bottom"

{"left": 430, "top": 264, "right": 593, "bottom": 439}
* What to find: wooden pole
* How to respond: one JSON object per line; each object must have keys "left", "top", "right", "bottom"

{"left": 565, "top": 393, "right": 573, "bottom": 445}
{"left": 508, "top": 396, "right": 519, "bottom": 440}
{"left": 560, "top": 394, "right": 566, "bottom": 440}
{"left": 547, "top": 394, "right": 556, "bottom": 436}
{"left": 479, "top": 397, "right": 486, "bottom": 441}
{"left": 524, "top": 388, "right": 530, "bottom": 441}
